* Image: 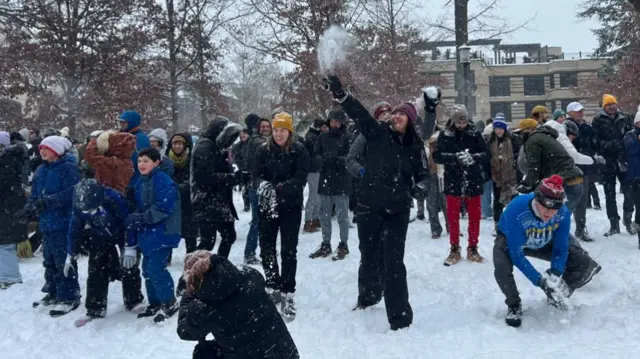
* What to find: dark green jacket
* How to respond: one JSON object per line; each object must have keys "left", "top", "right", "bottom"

{"left": 522, "top": 126, "right": 582, "bottom": 188}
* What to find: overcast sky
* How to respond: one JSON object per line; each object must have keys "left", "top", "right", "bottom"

{"left": 424, "top": 0, "right": 599, "bottom": 54}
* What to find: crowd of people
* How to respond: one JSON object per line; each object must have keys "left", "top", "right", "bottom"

{"left": 0, "top": 74, "right": 637, "bottom": 356}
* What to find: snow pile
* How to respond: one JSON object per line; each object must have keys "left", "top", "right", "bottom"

{"left": 1, "top": 187, "right": 638, "bottom": 358}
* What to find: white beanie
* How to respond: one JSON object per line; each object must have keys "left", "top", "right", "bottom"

{"left": 39, "top": 135, "right": 72, "bottom": 156}
{"left": 635, "top": 105, "right": 640, "bottom": 124}
{"left": 19, "top": 128, "right": 30, "bottom": 142}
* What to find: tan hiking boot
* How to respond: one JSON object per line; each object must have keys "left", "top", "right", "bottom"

{"left": 467, "top": 246, "right": 485, "bottom": 263}
{"left": 443, "top": 245, "right": 461, "bottom": 266}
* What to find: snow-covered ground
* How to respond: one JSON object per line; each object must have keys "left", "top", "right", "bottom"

{"left": 2, "top": 187, "right": 640, "bottom": 359}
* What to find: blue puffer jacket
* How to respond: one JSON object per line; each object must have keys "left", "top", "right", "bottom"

{"left": 624, "top": 128, "right": 640, "bottom": 180}
{"left": 129, "top": 167, "right": 181, "bottom": 253}
{"left": 67, "top": 180, "right": 130, "bottom": 256}
{"left": 30, "top": 154, "right": 81, "bottom": 234}
{"left": 120, "top": 111, "right": 151, "bottom": 187}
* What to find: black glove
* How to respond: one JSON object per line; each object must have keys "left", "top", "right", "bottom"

{"left": 323, "top": 152, "right": 337, "bottom": 163}
{"left": 233, "top": 170, "right": 249, "bottom": 185}
{"left": 322, "top": 75, "right": 347, "bottom": 99}
{"left": 33, "top": 199, "right": 45, "bottom": 213}
{"left": 410, "top": 181, "right": 429, "bottom": 201}
{"left": 423, "top": 86, "right": 442, "bottom": 113}
{"left": 516, "top": 183, "right": 534, "bottom": 194}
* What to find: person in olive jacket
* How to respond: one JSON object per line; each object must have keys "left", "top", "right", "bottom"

{"left": 252, "top": 112, "right": 309, "bottom": 322}
{"left": 177, "top": 251, "right": 299, "bottom": 359}
{"left": 190, "top": 117, "right": 244, "bottom": 257}
{"left": 323, "top": 75, "right": 429, "bottom": 331}
{"left": 434, "top": 105, "right": 489, "bottom": 266}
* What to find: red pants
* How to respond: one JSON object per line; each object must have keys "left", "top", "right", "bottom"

{"left": 446, "top": 195, "right": 481, "bottom": 247}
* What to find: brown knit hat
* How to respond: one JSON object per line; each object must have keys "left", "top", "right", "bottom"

{"left": 373, "top": 101, "right": 392, "bottom": 120}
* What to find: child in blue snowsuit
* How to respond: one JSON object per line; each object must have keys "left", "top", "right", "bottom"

{"left": 493, "top": 175, "right": 601, "bottom": 328}
{"left": 23, "top": 136, "right": 81, "bottom": 316}
{"left": 65, "top": 179, "right": 132, "bottom": 320}
{"left": 123, "top": 147, "right": 181, "bottom": 322}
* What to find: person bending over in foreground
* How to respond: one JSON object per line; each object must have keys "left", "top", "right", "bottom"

{"left": 493, "top": 175, "right": 602, "bottom": 327}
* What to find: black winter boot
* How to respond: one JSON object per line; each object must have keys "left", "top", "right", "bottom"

{"left": 575, "top": 219, "right": 594, "bottom": 242}
{"left": 623, "top": 212, "right": 637, "bottom": 235}
{"left": 505, "top": 304, "right": 523, "bottom": 327}
{"left": 604, "top": 220, "right": 621, "bottom": 237}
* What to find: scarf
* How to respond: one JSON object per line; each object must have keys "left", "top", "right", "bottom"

{"left": 490, "top": 136, "right": 517, "bottom": 190}
{"left": 169, "top": 149, "right": 189, "bottom": 169}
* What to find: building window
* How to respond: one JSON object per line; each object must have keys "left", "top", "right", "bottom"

{"left": 525, "top": 101, "right": 547, "bottom": 117}
{"left": 549, "top": 75, "right": 555, "bottom": 89}
{"left": 559, "top": 72, "right": 578, "bottom": 88}
{"left": 523, "top": 75, "right": 545, "bottom": 96}
{"left": 490, "top": 102, "right": 512, "bottom": 121}
{"left": 560, "top": 99, "right": 581, "bottom": 112}
{"left": 489, "top": 76, "right": 510, "bottom": 97}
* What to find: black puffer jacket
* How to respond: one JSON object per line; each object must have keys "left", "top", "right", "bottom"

{"left": 0, "top": 144, "right": 28, "bottom": 244}
{"left": 434, "top": 120, "right": 488, "bottom": 197}
{"left": 566, "top": 117, "right": 599, "bottom": 175}
{"left": 303, "top": 127, "right": 321, "bottom": 173}
{"left": 241, "top": 114, "right": 268, "bottom": 189}
{"left": 191, "top": 118, "right": 242, "bottom": 223}
{"left": 252, "top": 140, "right": 309, "bottom": 208}
{"left": 177, "top": 255, "right": 299, "bottom": 359}
{"left": 338, "top": 96, "right": 429, "bottom": 214}
{"left": 592, "top": 109, "right": 633, "bottom": 173}
{"left": 168, "top": 132, "right": 198, "bottom": 239}
{"left": 314, "top": 126, "right": 352, "bottom": 196}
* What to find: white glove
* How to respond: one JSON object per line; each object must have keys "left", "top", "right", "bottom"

{"left": 456, "top": 151, "right": 475, "bottom": 167}
{"left": 122, "top": 246, "right": 138, "bottom": 269}
{"left": 593, "top": 155, "right": 606, "bottom": 165}
{"left": 63, "top": 255, "right": 78, "bottom": 277}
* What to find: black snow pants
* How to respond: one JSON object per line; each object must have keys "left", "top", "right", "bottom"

{"left": 356, "top": 203, "right": 413, "bottom": 330}
{"left": 86, "top": 243, "right": 144, "bottom": 316}
{"left": 197, "top": 222, "right": 237, "bottom": 258}
{"left": 259, "top": 206, "right": 302, "bottom": 294}
{"left": 493, "top": 234, "right": 600, "bottom": 307}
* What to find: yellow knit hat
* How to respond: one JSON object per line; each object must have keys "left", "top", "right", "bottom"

{"left": 531, "top": 105, "right": 548, "bottom": 116}
{"left": 517, "top": 118, "right": 539, "bottom": 132}
{"left": 602, "top": 94, "right": 617, "bottom": 107}
{"left": 273, "top": 112, "right": 294, "bottom": 132}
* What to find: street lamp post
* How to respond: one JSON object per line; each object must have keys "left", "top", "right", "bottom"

{"left": 457, "top": 44, "right": 471, "bottom": 114}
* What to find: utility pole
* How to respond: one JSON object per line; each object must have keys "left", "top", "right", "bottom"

{"left": 454, "top": 0, "right": 470, "bottom": 110}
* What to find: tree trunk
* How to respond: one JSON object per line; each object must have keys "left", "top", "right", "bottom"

{"left": 167, "top": 0, "right": 179, "bottom": 131}
{"left": 454, "top": 0, "right": 469, "bottom": 106}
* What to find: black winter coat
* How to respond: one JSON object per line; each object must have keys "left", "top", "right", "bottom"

{"left": 303, "top": 127, "right": 321, "bottom": 173}
{"left": 592, "top": 109, "right": 633, "bottom": 173}
{"left": 252, "top": 140, "right": 309, "bottom": 209}
{"left": 314, "top": 127, "right": 352, "bottom": 196}
{"left": 231, "top": 140, "right": 248, "bottom": 170}
{"left": 0, "top": 145, "right": 28, "bottom": 244}
{"left": 566, "top": 117, "right": 599, "bottom": 175}
{"left": 243, "top": 135, "right": 267, "bottom": 189}
{"left": 434, "top": 122, "right": 488, "bottom": 197}
{"left": 191, "top": 120, "right": 240, "bottom": 223}
{"left": 168, "top": 132, "right": 198, "bottom": 239}
{"left": 177, "top": 255, "right": 299, "bottom": 359}
{"left": 338, "top": 95, "right": 429, "bottom": 214}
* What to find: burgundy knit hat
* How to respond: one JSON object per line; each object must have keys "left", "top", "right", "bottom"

{"left": 373, "top": 101, "right": 392, "bottom": 120}
{"left": 392, "top": 102, "right": 418, "bottom": 123}
{"left": 535, "top": 174, "right": 565, "bottom": 209}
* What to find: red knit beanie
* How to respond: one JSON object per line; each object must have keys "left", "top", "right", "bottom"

{"left": 535, "top": 175, "right": 565, "bottom": 209}
{"left": 373, "top": 101, "right": 392, "bottom": 120}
